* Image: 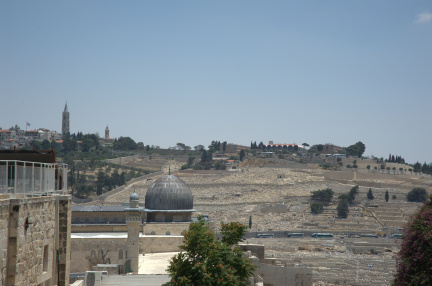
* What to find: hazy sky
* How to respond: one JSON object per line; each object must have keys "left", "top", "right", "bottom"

{"left": 1, "top": 1, "right": 431, "bottom": 164}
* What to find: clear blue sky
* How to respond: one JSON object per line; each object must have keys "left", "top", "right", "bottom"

{"left": 1, "top": 1, "right": 431, "bottom": 164}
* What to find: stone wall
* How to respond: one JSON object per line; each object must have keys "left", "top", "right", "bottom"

{"left": 70, "top": 235, "right": 184, "bottom": 273}
{"left": 256, "top": 261, "right": 313, "bottom": 286}
{"left": 0, "top": 195, "right": 71, "bottom": 286}
{"left": 144, "top": 222, "right": 190, "bottom": 235}
{"left": 72, "top": 224, "right": 127, "bottom": 233}
{"left": 0, "top": 200, "right": 10, "bottom": 286}
{"left": 241, "top": 244, "right": 313, "bottom": 286}
{"left": 139, "top": 235, "right": 183, "bottom": 253}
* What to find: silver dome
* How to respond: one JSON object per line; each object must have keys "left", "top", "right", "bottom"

{"left": 145, "top": 175, "right": 193, "bottom": 210}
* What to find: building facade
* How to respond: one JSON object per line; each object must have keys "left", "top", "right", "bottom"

{"left": 0, "top": 157, "right": 71, "bottom": 286}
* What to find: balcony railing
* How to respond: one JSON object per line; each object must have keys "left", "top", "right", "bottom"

{"left": 0, "top": 160, "right": 68, "bottom": 197}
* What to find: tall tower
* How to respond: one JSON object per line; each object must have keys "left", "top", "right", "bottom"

{"left": 126, "top": 192, "right": 141, "bottom": 274}
{"left": 105, "top": 125, "right": 109, "bottom": 139}
{"left": 62, "top": 102, "right": 70, "bottom": 136}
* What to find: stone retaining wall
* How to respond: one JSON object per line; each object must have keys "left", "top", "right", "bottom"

{"left": 0, "top": 195, "right": 71, "bottom": 286}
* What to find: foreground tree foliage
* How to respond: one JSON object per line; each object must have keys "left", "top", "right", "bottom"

{"left": 393, "top": 195, "right": 432, "bottom": 285}
{"left": 167, "top": 217, "right": 254, "bottom": 285}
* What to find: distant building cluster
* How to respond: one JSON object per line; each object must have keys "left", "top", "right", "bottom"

{"left": 0, "top": 124, "right": 62, "bottom": 150}
{"left": 0, "top": 102, "right": 113, "bottom": 150}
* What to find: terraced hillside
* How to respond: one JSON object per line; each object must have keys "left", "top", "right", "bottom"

{"left": 90, "top": 156, "right": 432, "bottom": 285}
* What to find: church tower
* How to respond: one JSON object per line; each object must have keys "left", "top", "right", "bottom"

{"left": 105, "top": 125, "right": 109, "bottom": 139}
{"left": 62, "top": 102, "right": 70, "bottom": 136}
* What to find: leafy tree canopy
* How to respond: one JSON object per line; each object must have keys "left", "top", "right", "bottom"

{"left": 167, "top": 217, "right": 255, "bottom": 285}
{"left": 406, "top": 188, "right": 428, "bottom": 203}
{"left": 394, "top": 195, "right": 432, "bottom": 285}
{"left": 311, "top": 188, "right": 334, "bottom": 203}
{"left": 113, "top": 136, "right": 137, "bottom": 150}
{"left": 346, "top": 141, "right": 366, "bottom": 158}
{"left": 337, "top": 199, "right": 349, "bottom": 218}
{"left": 311, "top": 202, "right": 324, "bottom": 214}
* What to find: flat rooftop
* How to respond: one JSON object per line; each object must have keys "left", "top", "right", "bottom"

{"left": 71, "top": 232, "right": 183, "bottom": 239}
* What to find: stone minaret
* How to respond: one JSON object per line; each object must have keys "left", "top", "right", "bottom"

{"left": 62, "top": 102, "right": 70, "bottom": 136}
{"left": 105, "top": 125, "right": 110, "bottom": 139}
{"left": 126, "top": 192, "right": 141, "bottom": 274}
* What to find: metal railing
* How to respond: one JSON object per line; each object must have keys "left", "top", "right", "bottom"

{"left": 0, "top": 160, "right": 68, "bottom": 197}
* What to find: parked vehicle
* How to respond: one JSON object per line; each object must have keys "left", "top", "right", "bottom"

{"left": 287, "top": 233, "right": 304, "bottom": 238}
{"left": 257, "top": 233, "right": 274, "bottom": 238}
{"left": 312, "top": 233, "right": 333, "bottom": 238}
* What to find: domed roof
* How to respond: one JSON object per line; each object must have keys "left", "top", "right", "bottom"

{"left": 145, "top": 175, "right": 193, "bottom": 210}
{"left": 130, "top": 192, "right": 139, "bottom": 202}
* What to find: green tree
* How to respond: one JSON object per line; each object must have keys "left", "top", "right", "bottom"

{"left": 167, "top": 217, "right": 254, "bottom": 285}
{"left": 385, "top": 190, "right": 389, "bottom": 202}
{"left": 310, "top": 202, "right": 324, "bottom": 214}
{"left": 113, "top": 136, "right": 137, "bottom": 150}
{"left": 406, "top": 188, "right": 428, "bottom": 203}
{"left": 393, "top": 195, "right": 432, "bottom": 285}
{"left": 81, "top": 138, "right": 94, "bottom": 152}
{"left": 311, "top": 188, "right": 334, "bottom": 204}
{"left": 347, "top": 185, "right": 359, "bottom": 204}
{"left": 346, "top": 141, "right": 366, "bottom": 158}
{"left": 367, "top": 188, "right": 374, "bottom": 200}
{"left": 41, "top": 139, "right": 51, "bottom": 150}
{"left": 337, "top": 198, "right": 349, "bottom": 218}
{"left": 239, "top": 149, "right": 246, "bottom": 161}
{"left": 222, "top": 141, "right": 227, "bottom": 152}
{"left": 201, "top": 149, "right": 208, "bottom": 163}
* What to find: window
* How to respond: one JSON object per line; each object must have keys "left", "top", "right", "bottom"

{"left": 119, "top": 249, "right": 123, "bottom": 259}
{"left": 91, "top": 249, "right": 96, "bottom": 257}
{"left": 43, "top": 245, "right": 49, "bottom": 272}
{"left": 166, "top": 231, "right": 170, "bottom": 235}
{"left": 151, "top": 231, "right": 155, "bottom": 235}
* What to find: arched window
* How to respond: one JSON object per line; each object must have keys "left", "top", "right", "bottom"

{"left": 119, "top": 249, "right": 123, "bottom": 259}
{"left": 151, "top": 231, "right": 155, "bottom": 235}
{"left": 166, "top": 231, "right": 171, "bottom": 235}
{"left": 91, "top": 250, "right": 96, "bottom": 257}
{"left": 98, "top": 249, "right": 103, "bottom": 258}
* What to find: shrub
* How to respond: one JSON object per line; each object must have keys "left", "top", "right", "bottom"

{"left": 367, "top": 188, "right": 374, "bottom": 200}
{"left": 407, "top": 188, "right": 427, "bottom": 203}
{"left": 310, "top": 203, "right": 324, "bottom": 214}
